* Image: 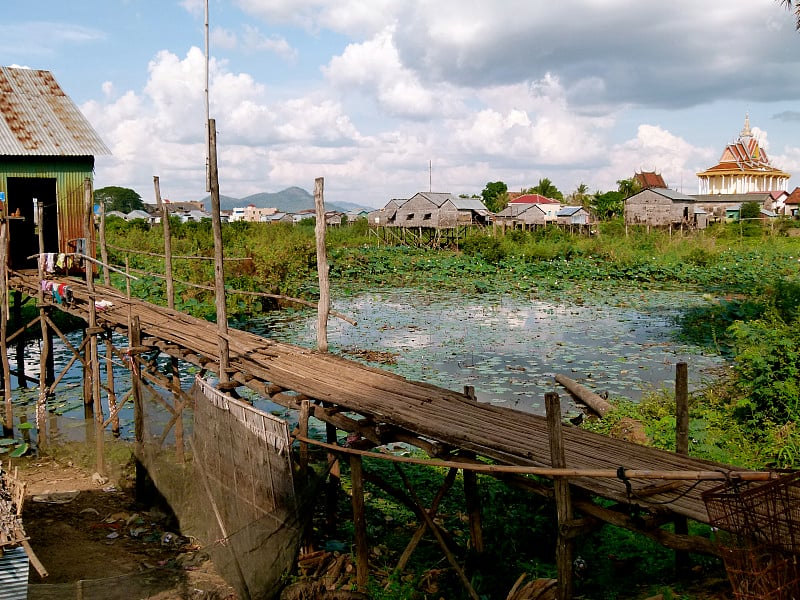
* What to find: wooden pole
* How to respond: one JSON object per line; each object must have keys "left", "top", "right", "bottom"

{"left": 130, "top": 315, "right": 145, "bottom": 498}
{"left": 314, "top": 177, "right": 329, "bottom": 353}
{"left": 350, "top": 454, "right": 369, "bottom": 592}
{"left": 674, "top": 362, "right": 690, "bottom": 572}
{"left": 463, "top": 458, "right": 484, "bottom": 554}
{"left": 36, "top": 202, "right": 48, "bottom": 443}
{"left": 555, "top": 374, "right": 613, "bottom": 418}
{"left": 0, "top": 221, "right": 12, "bottom": 435}
{"left": 299, "top": 399, "right": 310, "bottom": 478}
{"left": 207, "top": 119, "right": 230, "bottom": 383}
{"left": 153, "top": 176, "right": 174, "bottom": 309}
{"left": 154, "top": 175, "right": 182, "bottom": 458}
{"left": 545, "top": 392, "right": 574, "bottom": 600}
{"left": 325, "top": 418, "right": 340, "bottom": 535}
{"left": 12, "top": 292, "right": 26, "bottom": 388}
{"left": 99, "top": 202, "right": 110, "bottom": 286}
{"left": 84, "top": 178, "right": 105, "bottom": 476}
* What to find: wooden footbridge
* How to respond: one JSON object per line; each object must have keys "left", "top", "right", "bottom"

{"left": 8, "top": 268, "right": 759, "bottom": 526}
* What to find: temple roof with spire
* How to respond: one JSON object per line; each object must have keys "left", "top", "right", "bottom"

{"left": 696, "top": 114, "right": 789, "bottom": 178}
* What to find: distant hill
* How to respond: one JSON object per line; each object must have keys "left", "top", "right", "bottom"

{"left": 202, "top": 187, "right": 371, "bottom": 214}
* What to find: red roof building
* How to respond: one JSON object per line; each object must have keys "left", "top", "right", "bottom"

{"left": 634, "top": 171, "right": 667, "bottom": 189}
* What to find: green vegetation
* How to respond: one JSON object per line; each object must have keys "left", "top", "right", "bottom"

{"left": 103, "top": 215, "right": 800, "bottom": 598}
{"left": 94, "top": 185, "right": 145, "bottom": 213}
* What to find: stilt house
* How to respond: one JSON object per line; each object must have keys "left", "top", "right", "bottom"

{"left": 0, "top": 66, "right": 110, "bottom": 270}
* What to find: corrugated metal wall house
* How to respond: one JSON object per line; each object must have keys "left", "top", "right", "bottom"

{"left": 0, "top": 66, "right": 110, "bottom": 269}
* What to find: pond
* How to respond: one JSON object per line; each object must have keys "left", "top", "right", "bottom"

{"left": 7, "top": 286, "right": 727, "bottom": 448}
{"left": 244, "top": 287, "right": 727, "bottom": 417}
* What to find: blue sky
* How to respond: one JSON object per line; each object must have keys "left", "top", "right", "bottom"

{"left": 5, "top": 0, "right": 800, "bottom": 207}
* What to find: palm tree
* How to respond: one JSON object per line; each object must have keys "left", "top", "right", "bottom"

{"left": 616, "top": 178, "right": 641, "bottom": 199}
{"left": 780, "top": 0, "right": 800, "bottom": 29}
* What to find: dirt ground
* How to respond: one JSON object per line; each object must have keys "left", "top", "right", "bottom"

{"left": 9, "top": 455, "right": 238, "bottom": 600}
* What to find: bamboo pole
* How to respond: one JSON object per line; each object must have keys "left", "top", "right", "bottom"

{"left": 314, "top": 177, "right": 329, "bottom": 352}
{"left": 0, "top": 221, "right": 12, "bottom": 435}
{"left": 207, "top": 119, "right": 230, "bottom": 383}
{"left": 36, "top": 202, "right": 48, "bottom": 442}
{"left": 84, "top": 178, "right": 105, "bottom": 476}
{"left": 546, "top": 392, "right": 573, "bottom": 600}
{"left": 292, "top": 434, "right": 781, "bottom": 482}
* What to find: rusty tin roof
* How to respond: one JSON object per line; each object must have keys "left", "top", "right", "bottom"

{"left": 0, "top": 66, "right": 110, "bottom": 157}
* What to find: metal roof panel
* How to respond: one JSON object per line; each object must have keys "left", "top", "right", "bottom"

{"left": 0, "top": 66, "right": 110, "bottom": 156}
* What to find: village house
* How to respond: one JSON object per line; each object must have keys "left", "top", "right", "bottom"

{"left": 785, "top": 188, "right": 800, "bottom": 217}
{"left": 624, "top": 188, "right": 707, "bottom": 229}
{"left": 493, "top": 203, "right": 547, "bottom": 229}
{"left": 0, "top": 66, "right": 110, "bottom": 270}
{"left": 556, "top": 206, "right": 591, "bottom": 226}
{"left": 507, "top": 193, "right": 561, "bottom": 222}
{"left": 370, "top": 192, "right": 490, "bottom": 228}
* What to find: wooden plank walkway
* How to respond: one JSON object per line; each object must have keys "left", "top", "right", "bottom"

{"left": 10, "top": 270, "right": 745, "bottom": 529}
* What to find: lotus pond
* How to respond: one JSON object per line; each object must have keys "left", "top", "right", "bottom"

{"left": 245, "top": 287, "right": 728, "bottom": 417}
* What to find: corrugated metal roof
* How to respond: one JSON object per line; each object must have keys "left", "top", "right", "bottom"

{"left": 0, "top": 545, "right": 29, "bottom": 600}
{"left": 0, "top": 66, "right": 110, "bottom": 156}
{"left": 450, "top": 197, "right": 488, "bottom": 211}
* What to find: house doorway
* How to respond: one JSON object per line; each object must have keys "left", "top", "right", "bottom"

{"left": 6, "top": 177, "right": 59, "bottom": 270}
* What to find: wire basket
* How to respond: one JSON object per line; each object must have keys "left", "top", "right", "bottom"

{"left": 702, "top": 472, "right": 800, "bottom": 600}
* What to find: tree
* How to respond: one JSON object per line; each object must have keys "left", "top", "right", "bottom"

{"left": 780, "top": 0, "right": 800, "bottom": 30}
{"left": 481, "top": 181, "right": 509, "bottom": 213}
{"left": 568, "top": 183, "right": 590, "bottom": 207}
{"left": 590, "top": 190, "right": 625, "bottom": 220}
{"left": 94, "top": 186, "right": 145, "bottom": 213}
{"left": 524, "top": 178, "right": 563, "bottom": 201}
{"left": 616, "top": 178, "right": 641, "bottom": 199}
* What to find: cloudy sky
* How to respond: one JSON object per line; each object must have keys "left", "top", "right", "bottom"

{"left": 5, "top": 0, "right": 800, "bottom": 207}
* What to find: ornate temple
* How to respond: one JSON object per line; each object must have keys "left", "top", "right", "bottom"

{"left": 696, "top": 115, "right": 790, "bottom": 194}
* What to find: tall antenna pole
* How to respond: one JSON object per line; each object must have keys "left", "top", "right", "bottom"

{"left": 204, "top": 0, "right": 211, "bottom": 192}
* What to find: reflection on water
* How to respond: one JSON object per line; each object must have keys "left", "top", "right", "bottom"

{"left": 246, "top": 288, "right": 727, "bottom": 416}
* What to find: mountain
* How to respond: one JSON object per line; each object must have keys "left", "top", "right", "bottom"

{"left": 203, "top": 187, "right": 372, "bottom": 214}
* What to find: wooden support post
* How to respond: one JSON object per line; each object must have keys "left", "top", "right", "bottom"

{"left": 171, "top": 358, "right": 184, "bottom": 463}
{"left": 325, "top": 418, "right": 340, "bottom": 535}
{"left": 0, "top": 221, "right": 12, "bottom": 435}
{"left": 82, "top": 328, "right": 92, "bottom": 418}
{"left": 106, "top": 331, "right": 119, "bottom": 437}
{"left": 154, "top": 176, "right": 175, "bottom": 309}
{"left": 393, "top": 467, "right": 458, "bottom": 575}
{"left": 207, "top": 119, "right": 230, "bottom": 383}
{"left": 84, "top": 178, "right": 105, "bottom": 476}
{"left": 394, "top": 464, "right": 480, "bottom": 600}
{"left": 314, "top": 177, "right": 330, "bottom": 352}
{"left": 349, "top": 454, "right": 369, "bottom": 592}
{"left": 130, "top": 316, "right": 146, "bottom": 498}
{"left": 463, "top": 457, "right": 484, "bottom": 554}
{"left": 36, "top": 202, "right": 48, "bottom": 443}
{"left": 674, "top": 362, "right": 690, "bottom": 573}
{"left": 98, "top": 202, "right": 111, "bottom": 286}
{"left": 545, "top": 392, "right": 574, "bottom": 600}
{"left": 12, "top": 291, "right": 27, "bottom": 388}
{"left": 299, "top": 399, "right": 310, "bottom": 478}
